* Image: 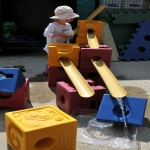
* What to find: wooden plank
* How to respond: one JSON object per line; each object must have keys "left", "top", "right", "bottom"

{"left": 102, "top": 23, "right": 119, "bottom": 61}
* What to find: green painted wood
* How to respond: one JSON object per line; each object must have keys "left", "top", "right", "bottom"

{"left": 112, "top": 11, "right": 150, "bottom": 24}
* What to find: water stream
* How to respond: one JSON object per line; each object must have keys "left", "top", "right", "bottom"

{"left": 117, "top": 98, "right": 128, "bottom": 137}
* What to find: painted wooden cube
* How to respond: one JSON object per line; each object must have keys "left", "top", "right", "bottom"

{"left": 79, "top": 45, "right": 112, "bottom": 69}
{"left": 0, "top": 68, "right": 25, "bottom": 93}
{"left": 5, "top": 105, "right": 77, "bottom": 150}
{"left": 48, "top": 43, "right": 80, "bottom": 67}
{"left": 56, "top": 81, "right": 106, "bottom": 114}
{"left": 0, "top": 78, "right": 29, "bottom": 110}
{"left": 77, "top": 20, "right": 103, "bottom": 38}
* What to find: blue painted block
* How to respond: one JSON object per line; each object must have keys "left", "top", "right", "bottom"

{"left": 119, "top": 20, "right": 150, "bottom": 61}
{"left": 0, "top": 68, "right": 25, "bottom": 93}
{"left": 96, "top": 94, "right": 147, "bottom": 126}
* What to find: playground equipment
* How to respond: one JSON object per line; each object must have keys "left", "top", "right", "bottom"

{"left": 78, "top": 20, "right": 147, "bottom": 126}
{"left": 75, "top": 18, "right": 147, "bottom": 128}
{"left": 48, "top": 43, "right": 95, "bottom": 98}
{"left": 0, "top": 68, "right": 25, "bottom": 93}
{"left": 72, "top": 19, "right": 147, "bottom": 149}
{"left": 96, "top": 94, "right": 147, "bottom": 126}
{"left": 76, "top": 20, "right": 127, "bottom": 98}
{"left": 5, "top": 105, "right": 77, "bottom": 150}
{"left": 56, "top": 80, "right": 106, "bottom": 114}
{"left": 73, "top": 5, "right": 106, "bottom": 36}
{"left": 0, "top": 68, "right": 29, "bottom": 110}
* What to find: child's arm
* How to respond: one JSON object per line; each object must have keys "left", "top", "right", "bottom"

{"left": 52, "top": 33, "right": 71, "bottom": 38}
{"left": 43, "top": 23, "right": 55, "bottom": 38}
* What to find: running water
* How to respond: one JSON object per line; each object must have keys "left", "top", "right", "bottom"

{"left": 117, "top": 98, "right": 128, "bottom": 137}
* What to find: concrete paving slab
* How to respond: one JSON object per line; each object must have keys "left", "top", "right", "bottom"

{"left": 0, "top": 50, "right": 150, "bottom": 150}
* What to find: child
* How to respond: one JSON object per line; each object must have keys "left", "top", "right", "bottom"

{"left": 42, "top": 5, "right": 79, "bottom": 76}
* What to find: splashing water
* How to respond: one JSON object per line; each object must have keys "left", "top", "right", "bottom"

{"left": 117, "top": 98, "right": 128, "bottom": 137}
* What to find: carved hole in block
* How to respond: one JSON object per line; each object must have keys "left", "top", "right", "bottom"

{"left": 35, "top": 137, "right": 54, "bottom": 149}
{"left": 60, "top": 95, "right": 65, "bottom": 104}
{"left": 5, "top": 74, "right": 14, "bottom": 78}
{"left": 87, "top": 29, "right": 94, "bottom": 34}
{"left": 0, "top": 92, "right": 12, "bottom": 99}
{"left": 138, "top": 46, "right": 146, "bottom": 52}
{"left": 90, "top": 100, "right": 96, "bottom": 109}
{"left": 113, "top": 104, "right": 130, "bottom": 119}
{"left": 87, "top": 72, "right": 99, "bottom": 80}
{"left": 144, "top": 35, "right": 150, "bottom": 41}
{"left": 91, "top": 56, "right": 101, "bottom": 61}
{"left": 0, "top": 72, "right": 14, "bottom": 78}
{"left": 10, "top": 125, "right": 23, "bottom": 147}
{"left": 59, "top": 56, "right": 69, "bottom": 61}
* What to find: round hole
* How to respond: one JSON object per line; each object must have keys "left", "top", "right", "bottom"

{"left": 144, "top": 35, "right": 150, "bottom": 41}
{"left": 60, "top": 95, "right": 65, "bottom": 104}
{"left": 87, "top": 29, "right": 94, "bottom": 34}
{"left": 138, "top": 46, "right": 146, "bottom": 52}
{"left": 92, "top": 56, "right": 101, "bottom": 61}
{"left": 35, "top": 137, "right": 54, "bottom": 150}
{"left": 113, "top": 104, "right": 130, "bottom": 119}
{"left": 59, "top": 56, "right": 69, "bottom": 60}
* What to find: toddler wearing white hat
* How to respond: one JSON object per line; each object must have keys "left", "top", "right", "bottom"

{"left": 42, "top": 5, "right": 79, "bottom": 76}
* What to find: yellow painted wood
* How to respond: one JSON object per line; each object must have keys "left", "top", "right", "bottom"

{"left": 76, "top": 36, "right": 102, "bottom": 45}
{"left": 73, "top": 5, "right": 106, "bottom": 36}
{"left": 87, "top": 31, "right": 127, "bottom": 98}
{"left": 59, "top": 58, "right": 95, "bottom": 98}
{"left": 48, "top": 43, "right": 80, "bottom": 67}
{"left": 77, "top": 20, "right": 103, "bottom": 39}
{"left": 87, "top": 31, "right": 99, "bottom": 48}
{"left": 91, "top": 59, "right": 127, "bottom": 98}
{"left": 5, "top": 105, "right": 77, "bottom": 150}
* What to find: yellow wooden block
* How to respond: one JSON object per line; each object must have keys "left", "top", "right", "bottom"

{"left": 77, "top": 20, "right": 103, "bottom": 38}
{"left": 48, "top": 43, "right": 80, "bottom": 67}
{"left": 5, "top": 105, "right": 77, "bottom": 150}
{"left": 76, "top": 36, "right": 102, "bottom": 45}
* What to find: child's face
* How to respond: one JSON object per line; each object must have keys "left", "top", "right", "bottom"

{"left": 58, "top": 18, "right": 74, "bottom": 25}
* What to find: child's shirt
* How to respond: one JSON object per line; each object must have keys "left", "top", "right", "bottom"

{"left": 43, "top": 21, "right": 74, "bottom": 53}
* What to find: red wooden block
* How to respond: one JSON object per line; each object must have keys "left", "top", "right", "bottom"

{"left": 48, "top": 66, "right": 70, "bottom": 87}
{"left": 79, "top": 44, "right": 112, "bottom": 69}
{"left": 56, "top": 81, "right": 106, "bottom": 114}
{"left": 48, "top": 66, "right": 84, "bottom": 87}
{"left": 0, "top": 78, "right": 30, "bottom": 110}
{"left": 82, "top": 68, "right": 106, "bottom": 87}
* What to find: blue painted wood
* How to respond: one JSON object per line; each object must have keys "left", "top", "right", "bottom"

{"left": 119, "top": 20, "right": 150, "bottom": 61}
{"left": 96, "top": 94, "right": 147, "bottom": 126}
{"left": 0, "top": 68, "right": 25, "bottom": 93}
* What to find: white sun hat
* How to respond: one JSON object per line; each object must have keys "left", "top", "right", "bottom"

{"left": 50, "top": 5, "right": 79, "bottom": 20}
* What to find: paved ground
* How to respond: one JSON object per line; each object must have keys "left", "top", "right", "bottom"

{"left": 0, "top": 50, "right": 150, "bottom": 150}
